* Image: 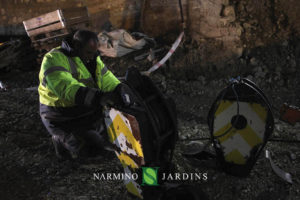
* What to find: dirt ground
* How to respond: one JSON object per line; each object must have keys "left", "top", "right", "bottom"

{"left": 0, "top": 39, "right": 300, "bottom": 200}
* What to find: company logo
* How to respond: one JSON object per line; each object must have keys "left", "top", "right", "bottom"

{"left": 93, "top": 168, "right": 208, "bottom": 184}
{"left": 142, "top": 167, "right": 159, "bottom": 186}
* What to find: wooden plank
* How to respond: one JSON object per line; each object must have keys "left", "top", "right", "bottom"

{"left": 61, "top": 7, "right": 89, "bottom": 19}
{"left": 27, "top": 22, "right": 65, "bottom": 37}
{"left": 66, "top": 22, "right": 89, "bottom": 32}
{"left": 61, "top": 7, "right": 89, "bottom": 27}
{"left": 23, "top": 10, "right": 62, "bottom": 31}
{"left": 64, "top": 16, "right": 90, "bottom": 26}
{"left": 32, "top": 32, "right": 68, "bottom": 43}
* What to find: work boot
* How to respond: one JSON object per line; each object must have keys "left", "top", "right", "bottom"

{"left": 52, "top": 135, "right": 72, "bottom": 160}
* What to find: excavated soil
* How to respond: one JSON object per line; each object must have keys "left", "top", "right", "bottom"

{"left": 0, "top": 38, "right": 300, "bottom": 200}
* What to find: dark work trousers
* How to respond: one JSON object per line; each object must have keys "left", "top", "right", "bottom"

{"left": 40, "top": 105, "right": 108, "bottom": 156}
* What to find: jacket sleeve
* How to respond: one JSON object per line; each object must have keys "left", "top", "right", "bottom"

{"left": 42, "top": 52, "right": 85, "bottom": 103}
{"left": 97, "top": 57, "right": 120, "bottom": 92}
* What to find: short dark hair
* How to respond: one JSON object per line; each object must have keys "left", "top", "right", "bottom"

{"left": 73, "top": 30, "right": 98, "bottom": 48}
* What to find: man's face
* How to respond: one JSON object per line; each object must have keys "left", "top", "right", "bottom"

{"left": 80, "top": 38, "right": 99, "bottom": 61}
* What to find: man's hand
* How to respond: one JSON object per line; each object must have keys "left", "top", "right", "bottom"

{"left": 75, "top": 83, "right": 138, "bottom": 108}
{"left": 75, "top": 87, "right": 122, "bottom": 107}
{"left": 115, "top": 83, "right": 138, "bottom": 107}
{"left": 98, "top": 91, "right": 123, "bottom": 107}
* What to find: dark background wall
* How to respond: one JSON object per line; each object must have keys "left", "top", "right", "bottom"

{"left": 0, "top": 0, "right": 299, "bottom": 67}
{"left": 0, "top": 0, "right": 141, "bottom": 35}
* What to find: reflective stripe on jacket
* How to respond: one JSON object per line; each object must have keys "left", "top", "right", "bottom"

{"left": 38, "top": 48, "right": 120, "bottom": 107}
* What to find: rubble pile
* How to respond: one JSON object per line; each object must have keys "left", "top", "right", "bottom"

{"left": 0, "top": 38, "right": 37, "bottom": 72}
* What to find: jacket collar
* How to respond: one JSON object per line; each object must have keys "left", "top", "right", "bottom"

{"left": 60, "top": 35, "right": 78, "bottom": 57}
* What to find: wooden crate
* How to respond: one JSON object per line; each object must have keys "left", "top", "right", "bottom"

{"left": 23, "top": 7, "right": 90, "bottom": 63}
{"left": 23, "top": 7, "right": 90, "bottom": 42}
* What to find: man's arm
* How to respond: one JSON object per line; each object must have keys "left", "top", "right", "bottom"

{"left": 42, "top": 52, "right": 85, "bottom": 104}
{"left": 42, "top": 52, "right": 106, "bottom": 107}
{"left": 97, "top": 57, "right": 121, "bottom": 92}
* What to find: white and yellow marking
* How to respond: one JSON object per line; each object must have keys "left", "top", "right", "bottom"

{"left": 213, "top": 100, "right": 267, "bottom": 164}
{"left": 104, "top": 108, "right": 144, "bottom": 199}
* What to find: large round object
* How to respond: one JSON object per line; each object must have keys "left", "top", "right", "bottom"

{"left": 207, "top": 78, "right": 274, "bottom": 176}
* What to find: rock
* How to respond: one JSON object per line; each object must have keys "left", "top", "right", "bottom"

{"left": 236, "top": 47, "right": 244, "bottom": 57}
{"left": 223, "top": 6, "right": 235, "bottom": 18}
{"left": 255, "top": 39, "right": 264, "bottom": 47}
{"left": 212, "top": 175, "right": 218, "bottom": 181}
{"left": 246, "top": 75, "right": 254, "bottom": 81}
{"left": 243, "top": 23, "right": 252, "bottom": 29}
{"left": 278, "top": 79, "right": 284, "bottom": 86}
{"left": 77, "top": 196, "right": 89, "bottom": 200}
{"left": 282, "top": 40, "right": 289, "bottom": 46}
{"left": 0, "top": 110, "right": 6, "bottom": 119}
{"left": 197, "top": 76, "right": 206, "bottom": 85}
{"left": 250, "top": 57, "right": 258, "bottom": 66}
{"left": 275, "top": 124, "right": 282, "bottom": 132}
{"left": 240, "top": 58, "right": 246, "bottom": 65}
{"left": 289, "top": 152, "right": 296, "bottom": 161}
{"left": 290, "top": 59, "right": 296, "bottom": 68}
{"left": 53, "top": 186, "right": 67, "bottom": 194}
{"left": 180, "top": 135, "right": 187, "bottom": 140}
{"left": 255, "top": 71, "right": 266, "bottom": 79}
{"left": 220, "top": 16, "right": 236, "bottom": 25}
{"left": 221, "top": 0, "right": 230, "bottom": 6}
{"left": 161, "top": 81, "right": 167, "bottom": 91}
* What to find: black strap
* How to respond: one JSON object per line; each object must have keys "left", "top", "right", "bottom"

{"left": 101, "top": 66, "right": 108, "bottom": 75}
{"left": 178, "top": 0, "right": 185, "bottom": 30}
{"left": 50, "top": 49, "right": 79, "bottom": 77}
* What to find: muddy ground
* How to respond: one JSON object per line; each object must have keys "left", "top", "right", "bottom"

{"left": 0, "top": 38, "right": 300, "bottom": 200}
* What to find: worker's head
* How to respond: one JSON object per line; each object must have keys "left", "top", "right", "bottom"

{"left": 73, "top": 30, "right": 99, "bottom": 61}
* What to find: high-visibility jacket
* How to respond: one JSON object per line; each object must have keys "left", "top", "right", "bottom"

{"left": 38, "top": 48, "right": 120, "bottom": 108}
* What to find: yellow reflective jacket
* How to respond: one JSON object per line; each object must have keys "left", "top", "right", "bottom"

{"left": 38, "top": 48, "right": 120, "bottom": 108}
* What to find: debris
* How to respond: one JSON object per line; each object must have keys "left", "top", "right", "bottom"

{"left": 243, "top": 22, "right": 252, "bottom": 30}
{"left": 0, "top": 39, "right": 37, "bottom": 71}
{"left": 222, "top": 0, "right": 230, "bottom": 6}
{"left": 182, "top": 141, "right": 216, "bottom": 168}
{"left": 182, "top": 141, "right": 206, "bottom": 156}
{"left": 0, "top": 110, "right": 5, "bottom": 119}
{"left": 26, "top": 86, "right": 38, "bottom": 91}
{"left": 220, "top": 5, "right": 236, "bottom": 25}
{"left": 160, "top": 184, "right": 209, "bottom": 200}
{"left": 0, "top": 81, "right": 7, "bottom": 91}
{"left": 250, "top": 57, "right": 258, "bottom": 66}
{"left": 98, "top": 29, "right": 154, "bottom": 58}
{"left": 265, "top": 150, "right": 293, "bottom": 184}
{"left": 289, "top": 152, "right": 296, "bottom": 161}
{"left": 280, "top": 103, "right": 300, "bottom": 125}
{"left": 134, "top": 48, "right": 164, "bottom": 61}
{"left": 223, "top": 5, "right": 235, "bottom": 18}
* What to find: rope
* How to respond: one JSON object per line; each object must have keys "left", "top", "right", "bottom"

{"left": 142, "top": 32, "right": 184, "bottom": 75}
